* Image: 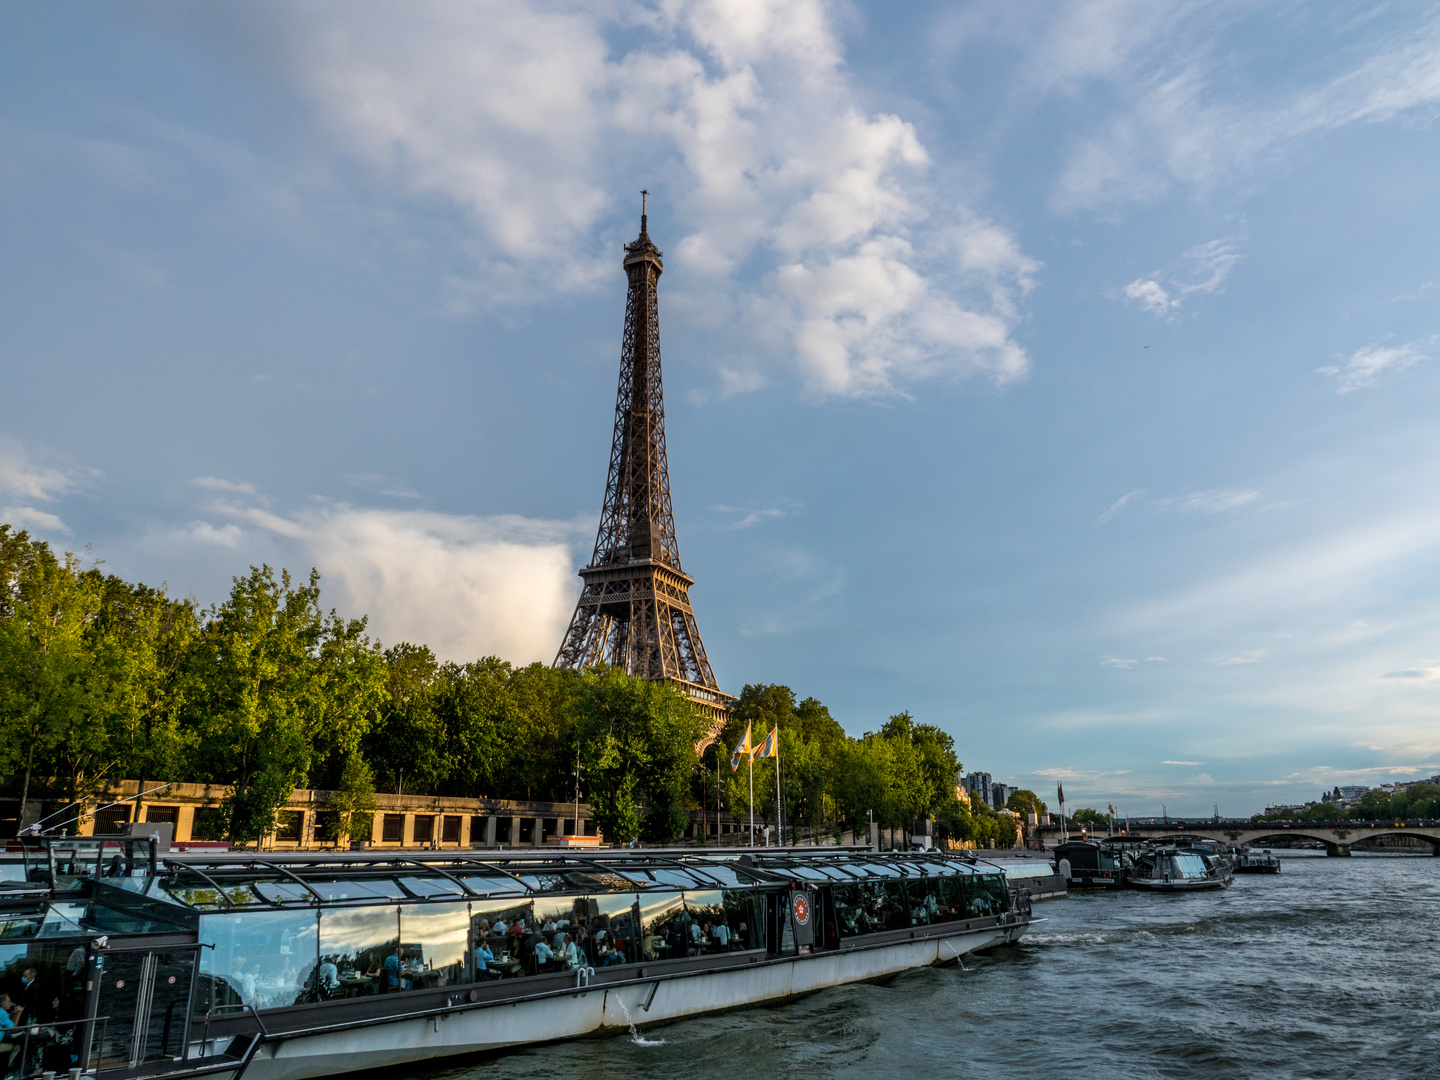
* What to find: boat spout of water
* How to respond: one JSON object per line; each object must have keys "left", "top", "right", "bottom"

{"left": 615, "top": 996, "right": 666, "bottom": 1046}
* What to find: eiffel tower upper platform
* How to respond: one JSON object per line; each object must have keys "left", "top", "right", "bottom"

{"left": 553, "top": 196, "right": 733, "bottom": 732}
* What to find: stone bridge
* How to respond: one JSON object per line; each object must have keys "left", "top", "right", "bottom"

{"left": 1032, "top": 819, "right": 1440, "bottom": 857}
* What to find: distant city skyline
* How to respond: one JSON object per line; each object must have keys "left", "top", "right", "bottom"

{"left": 4, "top": 3, "right": 1440, "bottom": 815}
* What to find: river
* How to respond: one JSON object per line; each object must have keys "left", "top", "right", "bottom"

{"left": 424, "top": 853, "right": 1440, "bottom": 1080}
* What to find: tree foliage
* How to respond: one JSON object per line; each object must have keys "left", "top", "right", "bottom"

{"left": 0, "top": 525, "right": 1008, "bottom": 850}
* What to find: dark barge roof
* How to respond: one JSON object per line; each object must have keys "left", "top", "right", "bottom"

{"left": 126, "top": 847, "right": 1010, "bottom": 912}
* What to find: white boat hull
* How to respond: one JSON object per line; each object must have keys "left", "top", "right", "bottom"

{"left": 230, "top": 924, "right": 1024, "bottom": 1080}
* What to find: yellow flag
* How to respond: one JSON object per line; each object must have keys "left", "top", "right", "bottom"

{"left": 729, "top": 724, "right": 752, "bottom": 771}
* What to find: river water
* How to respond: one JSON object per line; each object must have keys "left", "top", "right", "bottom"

{"left": 429, "top": 854, "right": 1440, "bottom": 1080}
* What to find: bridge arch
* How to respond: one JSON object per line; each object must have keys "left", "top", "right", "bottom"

{"left": 1243, "top": 828, "right": 1440, "bottom": 855}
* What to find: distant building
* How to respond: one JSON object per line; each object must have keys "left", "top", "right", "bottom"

{"left": 991, "top": 782, "right": 1012, "bottom": 809}
{"left": 964, "top": 772, "right": 992, "bottom": 807}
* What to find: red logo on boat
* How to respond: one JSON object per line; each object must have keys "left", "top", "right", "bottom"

{"left": 793, "top": 894, "right": 809, "bottom": 924}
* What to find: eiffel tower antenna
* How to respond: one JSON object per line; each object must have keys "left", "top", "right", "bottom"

{"left": 554, "top": 199, "right": 733, "bottom": 732}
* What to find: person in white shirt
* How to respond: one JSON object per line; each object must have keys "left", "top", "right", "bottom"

{"left": 533, "top": 939, "right": 554, "bottom": 970}
{"left": 712, "top": 922, "right": 731, "bottom": 949}
{"left": 559, "top": 933, "right": 581, "bottom": 969}
{"left": 492, "top": 918, "right": 508, "bottom": 937}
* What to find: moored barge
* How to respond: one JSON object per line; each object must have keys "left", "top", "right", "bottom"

{"left": 1124, "top": 846, "right": 1232, "bottom": 892}
{"left": 0, "top": 835, "right": 1029, "bottom": 1080}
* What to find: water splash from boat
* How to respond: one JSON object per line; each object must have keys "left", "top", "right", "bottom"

{"left": 615, "top": 997, "right": 666, "bottom": 1045}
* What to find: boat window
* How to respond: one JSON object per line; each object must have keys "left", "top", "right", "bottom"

{"left": 721, "top": 889, "right": 764, "bottom": 951}
{"left": 198, "top": 910, "right": 319, "bottom": 1013}
{"left": 638, "top": 893, "right": 686, "bottom": 961}
{"left": 308, "top": 878, "right": 408, "bottom": 903}
{"left": 588, "top": 894, "right": 641, "bottom": 969}
{"left": 400, "top": 902, "right": 469, "bottom": 989}
{"left": 470, "top": 898, "right": 535, "bottom": 980}
{"left": 834, "top": 882, "right": 881, "bottom": 936}
{"left": 633, "top": 868, "right": 709, "bottom": 890}
{"left": 316, "top": 906, "right": 398, "bottom": 999}
{"left": 967, "top": 874, "right": 1010, "bottom": 915}
{"left": 398, "top": 876, "right": 466, "bottom": 899}
{"left": 0, "top": 916, "right": 41, "bottom": 940}
{"left": 0, "top": 941, "right": 89, "bottom": 1026}
{"left": 684, "top": 891, "right": 731, "bottom": 954}
{"left": 530, "top": 895, "right": 591, "bottom": 967}
{"left": 457, "top": 875, "right": 524, "bottom": 897}
{"left": 1172, "top": 854, "right": 1208, "bottom": 879}
{"left": 684, "top": 865, "right": 748, "bottom": 888}
{"left": 253, "top": 880, "right": 315, "bottom": 905}
{"left": 909, "top": 879, "right": 952, "bottom": 925}
{"left": 166, "top": 883, "right": 266, "bottom": 909}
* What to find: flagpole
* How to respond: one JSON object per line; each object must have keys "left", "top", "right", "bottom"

{"left": 774, "top": 738, "right": 782, "bottom": 847}
{"left": 748, "top": 749, "right": 754, "bottom": 847}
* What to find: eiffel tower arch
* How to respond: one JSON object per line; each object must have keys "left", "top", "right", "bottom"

{"left": 554, "top": 199, "right": 734, "bottom": 735}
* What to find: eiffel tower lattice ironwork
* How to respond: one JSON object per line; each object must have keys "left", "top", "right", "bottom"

{"left": 553, "top": 197, "right": 733, "bottom": 729}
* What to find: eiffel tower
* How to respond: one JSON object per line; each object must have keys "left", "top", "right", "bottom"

{"left": 553, "top": 195, "right": 733, "bottom": 730}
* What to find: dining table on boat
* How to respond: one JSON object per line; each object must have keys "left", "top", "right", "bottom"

{"left": 488, "top": 956, "right": 524, "bottom": 979}
{"left": 336, "top": 973, "right": 377, "bottom": 997}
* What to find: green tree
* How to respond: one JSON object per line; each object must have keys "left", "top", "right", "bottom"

{"left": 325, "top": 752, "right": 377, "bottom": 843}
{"left": 830, "top": 736, "right": 891, "bottom": 841}
{"left": 365, "top": 643, "right": 446, "bottom": 795}
{"left": 186, "top": 565, "right": 384, "bottom": 845}
{"left": 0, "top": 528, "right": 104, "bottom": 819}
{"left": 1005, "top": 789, "right": 1046, "bottom": 819}
{"left": 575, "top": 667, "right": 704, "bottom": 845}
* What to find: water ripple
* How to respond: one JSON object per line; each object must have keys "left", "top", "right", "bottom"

{"left": 413, "top": 856, "right": 1439, "bottom": 1080}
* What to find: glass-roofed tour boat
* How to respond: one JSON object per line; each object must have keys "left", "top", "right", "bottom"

{"left": 0, "top": 834, "right": 1029, "bottom": 1080}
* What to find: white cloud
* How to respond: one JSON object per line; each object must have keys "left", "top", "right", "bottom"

{"left": 0, "top": 435, "right": 99, "bottom": 503}
{"left": 1120, "top": 236, "right": 1241, "bottom": 317}
{"left": 192, "top": 476, "right": 266, "bottom": 500}
{"left": 0, "top": 435, "right": 102, "bottom": 536}
{"left": 1320, "top": 340, "right": 1432, "bottom": 392}
{"left": 251, "top": 0, "right": 1037, "bottom": 398}
{"left": 303, "top": 507, "right": 581, "bottom": 664}
{"left": 1216, "top": 650, "right": 1268, "bottom": 666}
{"left": 1101, "top": 656, "right": 1138, "bottom": 668}
{"left": 0, "top": 506, "right": 71, "bottom": 535}
{"left": 1123, "top": 278, "right": 1172, "bottom": 314}
{"left": 1162, "top": 760, "right": 1203, "bottom": 766}
{"left": 177, "top": 483, "right": 585, "bottom": 663}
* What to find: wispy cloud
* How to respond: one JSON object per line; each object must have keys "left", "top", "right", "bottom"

{"left": 1100, "top": 486, "right": 1261, "bottom": 522}
{"left": 1100, "top": 656, "right": 1137, "bottom": 669}
{"left": 1383, "top": 665, "right": 1440, "bottom": 682}
{"left": 0, "top": 434, "right": 102, "bottom": 536}
{"left": 1216, "top": 650, "right": 1268, "bottom": 666}
{"left": 1097, "top": 488, "right": 1145, "bottom": 524}
{"left": 711, "top": 503, "right": 795, "bottom": 530}
{"left": 1317, "top": 340, "right": 1432, "bottom": 392}
{"left": 1119, "top": 236, "right": 1242, "bottom": 317}
{"left": 1162, "top": 489, "right": 1261, "bottom": 513}
{"left": 1044, "top": 7, "right": 1440, "bottom": 213}
{"left": 1162, "top": 760, "right": 1204, "bottom": 766}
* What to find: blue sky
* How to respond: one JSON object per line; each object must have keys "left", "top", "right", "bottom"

{"left": 4, "top": 2, "right": 1440, "bottom": 815}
